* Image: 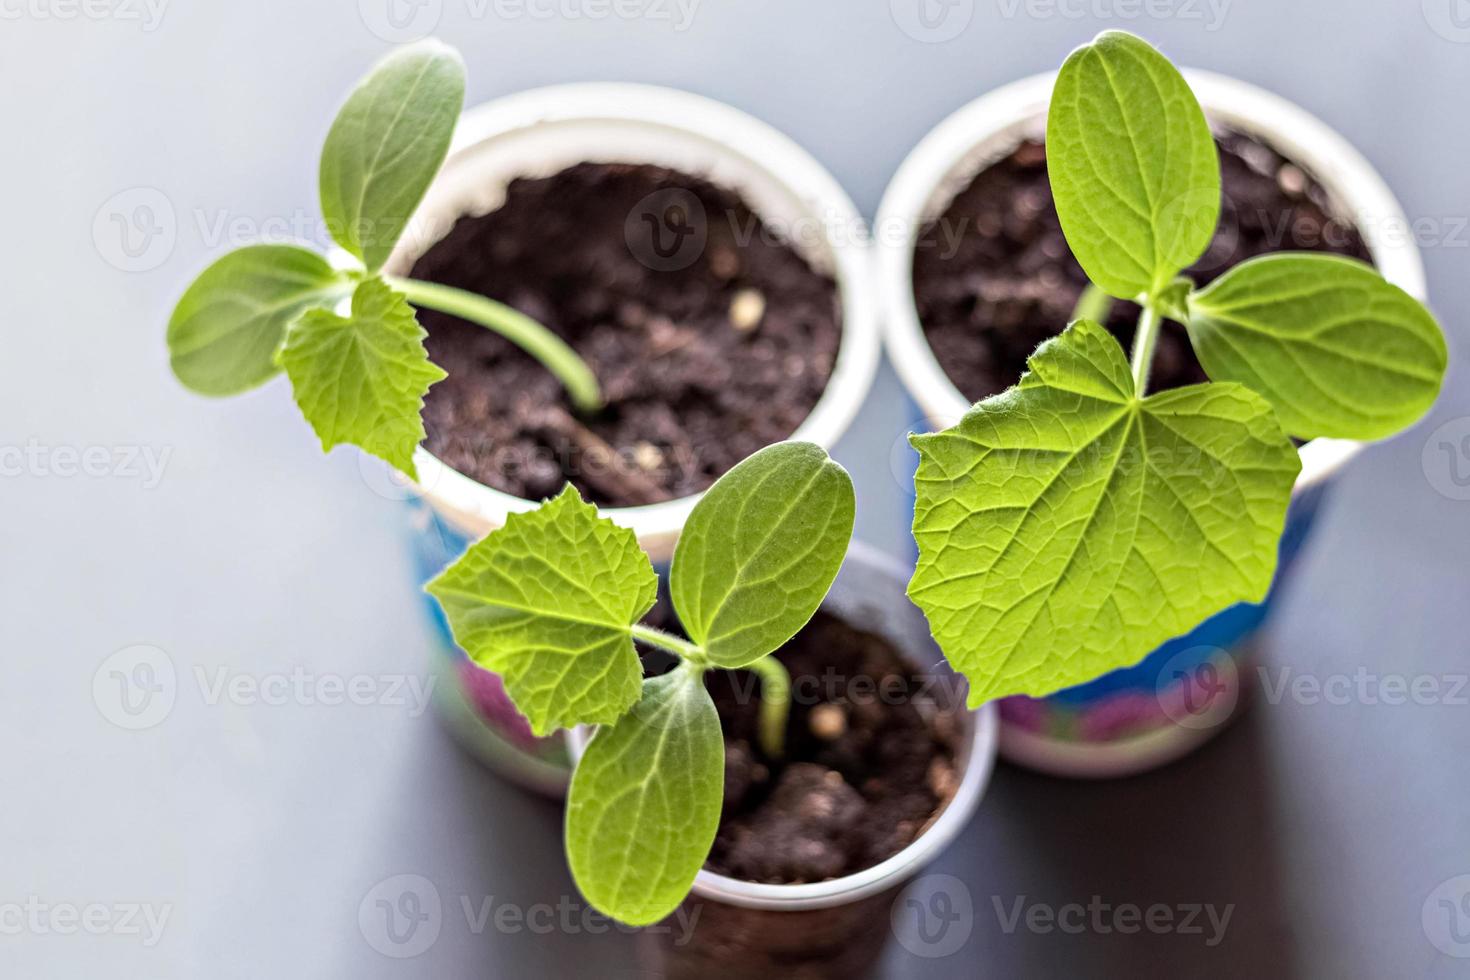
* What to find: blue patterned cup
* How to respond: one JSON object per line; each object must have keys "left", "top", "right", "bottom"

{"left": 382, "top": 83, "right": 881, "bottom": 793}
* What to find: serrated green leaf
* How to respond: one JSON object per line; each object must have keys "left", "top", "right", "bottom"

{"left": 319, "top": 39, "right": 465, "bottom": 272}
{"left": 167, "top": 245, "right": 346, "bottom": 396}
{"left": 426, "top": 486, "right": 658, "bottom": 736}
{"left": 566, "top": 665, "right": 723, "bottom": 926}
{"left": 279, "top": 276, "right": 446, "bottom": 478}
{"left": 1048, "top": 30, "right": 1220, "bottom": 300}
{"left": 670, "top": 442, "right": 854, "bottom": 669}
{"left": 910, "top": 319, "right": 1300, "bottom": 705}
{"left": 1185, "top": 253, "right": 1447, "bottom": 439}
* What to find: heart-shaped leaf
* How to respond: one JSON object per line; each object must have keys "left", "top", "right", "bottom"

{"left": 566, "top": 666, "right": 723, "bottom": 927}
{"left": 1048, "top": 31, "right": 1220, "bottom": 301}
{"left": 426, "top": 485, "right": 658, "bottom": 736}
{"left": 910, "top": 318, "right": 1300, "bottom": 704}
{"left": 279, "top": 276, "right": 445, "bottom": 479}
{"left": 670, "top": 442, "right": 854, "bottom": 669}
{"left": 1186, "top": 253, "right": 1447, "bottom": 439}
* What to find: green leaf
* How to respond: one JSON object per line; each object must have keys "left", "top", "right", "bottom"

{"left": 319, "top": 39, "right": 465, "bottom": 272}
{"left": 279, "top": 276, "right": 446, "bottom": 478}
{"left": 670, "top": 442, "right": 854, "bottom": 669}
{"left": 909, "top": 319, "right": 1300, "bottom": 705}
{"left": 425, "top": 486, "right": 658, "bottom": 736}
{"left": 167, "top": 245, "right": 345, "bottom": 396}
{"left": 1047, "top": 30, "right": 1220, "bottom": 301}
{"left": 1185, "top": 253, "right": 1447, "bottom": 439}
{"left": 566, "top": 665, "right": 723, "bottom": 926}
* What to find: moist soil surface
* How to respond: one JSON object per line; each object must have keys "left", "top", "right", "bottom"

{"left": 912, "top": 132, "right": 1374, "bottom": 401}
{"left": 411, "top": 162, "right": 841, "bottom": 507}
{"left": 638, "top": 606, "right": 965, "bottom": 885}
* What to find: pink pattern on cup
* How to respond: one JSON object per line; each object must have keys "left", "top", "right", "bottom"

{"left": 457, "top": 662, "right": 542, "bottom": 750}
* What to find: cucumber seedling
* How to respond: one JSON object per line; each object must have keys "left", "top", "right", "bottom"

{"left": 426, "top": 441, "right": 855, "bottom": 925}
{"left": 909, "top": 31, "right": 1447, "bottom": 703}
{"left": 165, "top": 40, "right": 601, "bottom": 479}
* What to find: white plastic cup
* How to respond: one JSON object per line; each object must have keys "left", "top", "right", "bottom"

{"left": 393, "top": 84, "right": 881, "bottom": 792}
{"left": 875, "top": 70, "right": 1426, "bottom": 778}
{"left": 567, "top": 543, "right": 999, "bottom": 975}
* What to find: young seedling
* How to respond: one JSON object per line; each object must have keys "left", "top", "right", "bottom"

{"left": 426, "top": 441, "right": 855, "bottom": 925}
{"left": 165, "top": 40, "right": 601, "bottom": 480}
{"left": 909, "top": 31, "right": 1447, "bottom": 704}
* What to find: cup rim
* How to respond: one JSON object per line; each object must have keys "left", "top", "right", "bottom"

{"left": 403, "top": 82, "right": 881, "bottom": 553}
{"left": 874, "top": 68, "right": 1430, "bottom": 492}
{"left": 566, "top": 540, "right": 1000, "bottom": 913}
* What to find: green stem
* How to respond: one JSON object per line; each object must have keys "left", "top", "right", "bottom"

{"left": 385, "top": 275, "right": 604, "bottom": 413}
{"left": 1130, "top": 303, "right": 1162, "bottom": 396}
{"left": 629, "top": 624, "right": 706, "bottom": 664}
{"left": 1072, "top": 282, "right": 1114, "bottom": 323}
{"left": 745, "top": 655, "right": 791, "bottom": 759}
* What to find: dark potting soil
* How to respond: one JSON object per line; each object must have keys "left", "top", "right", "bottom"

{"left": 410, "top": 162, "right": 841, "bottom": 507}
{"left": 645, "top": 610, "right": 966, "bottom": 885}
{"left": 912, "top": 132, "right": 1374, "bottom": 402}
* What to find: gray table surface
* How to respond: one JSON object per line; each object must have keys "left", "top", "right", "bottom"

{"left": 4, "top": 2, "right": 1469, "bottom": 977}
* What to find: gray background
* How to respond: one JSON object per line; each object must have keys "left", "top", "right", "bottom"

{"left": 3, "top": 1, "right": 1469, "bottom": 977}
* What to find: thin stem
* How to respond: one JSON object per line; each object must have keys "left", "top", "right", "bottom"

{"left": 629, "top": 624, "right": 706, "bottom": 664}
{"left": 1130, "top": 302, "right": 1162, "bottom": 396}
{"left": 745, "top": 655, "right": 791, "bottom": 759}
{"left": 1072, "top": 282, "right": 1114, "bottom": 323}
{"left": 385, "top": 275, "right": 604, "bottom": 413}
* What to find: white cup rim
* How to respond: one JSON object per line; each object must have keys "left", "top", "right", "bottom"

{"left": 403, "top": 82, "right": 881, "bottom": 556}
{"left": 875, "top": 68, "right": 1430, "bottom": 491}
{"left": 566, "top": 540, "right": 1000, "bottom": 913}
